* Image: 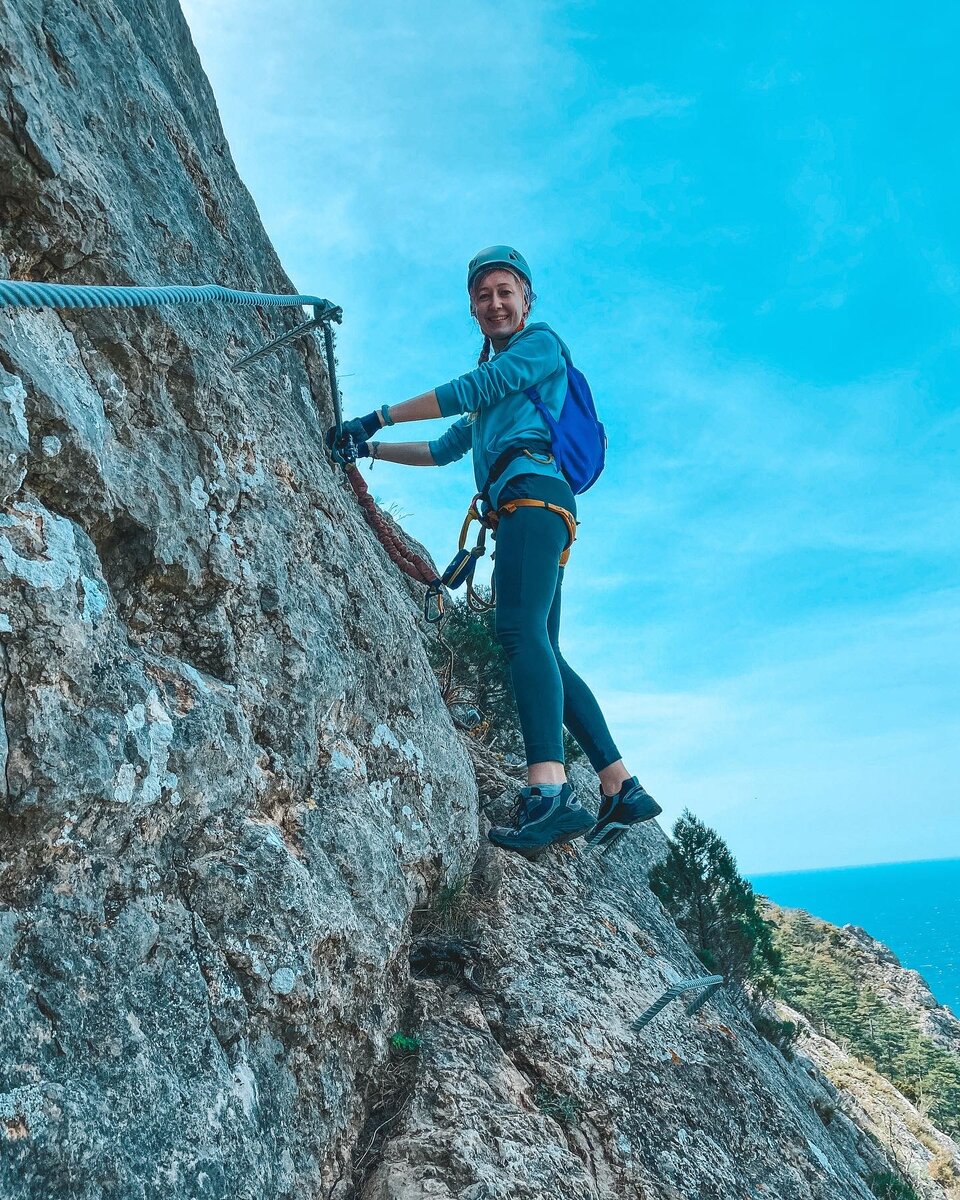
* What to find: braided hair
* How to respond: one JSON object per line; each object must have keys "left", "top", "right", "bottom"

{"left": 470, "top": 268, "right": 536, "bottom": 365}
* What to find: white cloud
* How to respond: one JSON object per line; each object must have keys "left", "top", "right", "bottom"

{"left": 579, "top": 590, "right": 960, "bottom": 872}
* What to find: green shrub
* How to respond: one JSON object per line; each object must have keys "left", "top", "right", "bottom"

{"left": 771, "top": 909, "right": 960, "bottom": 1138}
{"left": 390, "top": 1031, "right": 422, "bottom": 1056}
{"left": 419, "top": 877, "right": 474, "bottom": 936}
{"left": 534, "top": 1084, "right": 583, "bottom": 1126}
{"left": 865, "top": 1170, "right": 920, "bottom": 1199}
{"left": 752, "top": 1013, "right": 799, "bottom": 1061}
{"left": 648, "top": 810, "right": 781, "bottom": 993}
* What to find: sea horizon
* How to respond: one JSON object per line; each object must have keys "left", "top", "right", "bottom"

{"left": 748, "top": 856, "right": 960, "bottom": 1017}
{"left": 750, "top": 853, "right": 960, "bottom": 876}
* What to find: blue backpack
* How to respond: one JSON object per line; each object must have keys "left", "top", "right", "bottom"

{"left": 524, "top": 350, "right": 606, "bottom": 495}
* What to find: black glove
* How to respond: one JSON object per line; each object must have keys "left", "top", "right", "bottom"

{"left": 325, "top": 411, "right": 380, "bottom": 452}
{"left": 324, "top": 425, "right": 372, "bottom": 459}
{"left": 348, "top": 412, "right": 383, "bottom": 440}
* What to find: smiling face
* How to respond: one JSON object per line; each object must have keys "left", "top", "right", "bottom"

{"left": 470, "top": 268, "right": 530, "bottom": 343}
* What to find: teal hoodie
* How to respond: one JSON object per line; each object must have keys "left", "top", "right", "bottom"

{"left": 429, "top": 321, "right": 571, "bottom": 510}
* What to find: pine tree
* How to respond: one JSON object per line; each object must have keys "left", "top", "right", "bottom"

{"left": 919, "top": 1042, "right": 960, "bottom": 1136}
{"left": 649, "top": 810, "right": 781, "bottom": 991}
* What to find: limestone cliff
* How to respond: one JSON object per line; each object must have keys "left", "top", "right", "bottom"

{"left": 0, "top": 2, "right": 955, "bottom": 1198}
{"left": 763, "top": 905, "right": 960, "bottom": 1200}
{"left": 1, "top": 1, "right": 476, "bottom": 1195}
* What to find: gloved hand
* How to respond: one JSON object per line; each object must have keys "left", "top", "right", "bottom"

{"left": 324, "top": 425, "right": 373, "bottom": 459}
{"left": 347, "top": 411, "right": 383, "bottom": 440}
{"left": 325, "top": 411, "right": 382, "bottom": 455}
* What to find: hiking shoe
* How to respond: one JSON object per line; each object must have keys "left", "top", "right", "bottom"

{"left": 586, "top": 776, "right": 662, "bottom": 849}
{"left": 487, "top": 782, "right": 596, "bottom": 860}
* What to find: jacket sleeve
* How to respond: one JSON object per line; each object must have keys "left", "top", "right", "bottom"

{"left": 434, "top": 330, "right": 563, "bottom": 417}
{"left": 428, "top": 415, "right": 474, "bottom": 465}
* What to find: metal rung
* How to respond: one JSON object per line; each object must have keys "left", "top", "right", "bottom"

{"left": 231, "top": 301, "right": 342, "bottom": 371}
{"left": 632, "top": 974, "right": 725, "bottom": 1032}
{"left": 685, "top": 979, "right": 724, "bottom": 1016}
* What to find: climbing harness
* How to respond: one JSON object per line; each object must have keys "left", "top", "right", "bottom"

{"left": 428, "top": 487, "right": 578, "bottom": 620}
{"left": 426, "top": 441, "right": 579, "bottom": 619}
{"left": 414, "top": 476, "right": 579, "bottom": 710}
{"left": 431, "top": 497, "right": 494, "bottom": 614}
{"left": 632, "top": 974, "right": 726, "bottom": 1032}
{"left": 495, "top": 498, "right": 577, "bottom": 567}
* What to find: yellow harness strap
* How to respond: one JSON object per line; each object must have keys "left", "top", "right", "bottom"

{"left": 458, "top": 502, "right": 486, "bottom": 550}
{"left": 491, "top": 498, "right": 579, "bottom": 567}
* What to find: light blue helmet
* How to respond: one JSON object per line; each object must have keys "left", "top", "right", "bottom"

{"left": 466, "top": 245, "right": 533, "bottom": 294}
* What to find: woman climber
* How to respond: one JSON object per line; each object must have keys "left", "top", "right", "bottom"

{"left": 326, "top": 246, "right": 661, "bottom": 859}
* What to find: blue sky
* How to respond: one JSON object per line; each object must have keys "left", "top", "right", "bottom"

{"left": 181, "top": 1, "right": 959, "bottom": 873}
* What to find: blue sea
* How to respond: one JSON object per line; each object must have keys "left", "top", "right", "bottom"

{"left": 748, "top": 858, "right": 960, "bottom": 1018}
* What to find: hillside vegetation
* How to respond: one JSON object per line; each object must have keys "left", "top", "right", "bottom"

{"left": 768, "top": 907, "right": 960, "bottom": 1139}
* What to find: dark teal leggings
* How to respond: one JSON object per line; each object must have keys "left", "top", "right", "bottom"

{"left": 493, "top": 474, "right": 621, "bottom": 769}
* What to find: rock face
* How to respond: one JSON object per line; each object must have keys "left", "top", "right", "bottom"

{"left": 1, "top": 2, "right": 956, "bottom": 1198}
{"left": 780, "top": 1003, "right": 960, "bottom": 1200}
{"left": 762, "top": 905, "right": 960, "bottom": 1200}
{"left": 837, "top": 923, "right": 960, "bottom": 1055}
{"left": 352, "top": 751, "right": 897, "bottom": 1200}
{"left": 1, "top": 2, "right": 476, "bottom": 1196}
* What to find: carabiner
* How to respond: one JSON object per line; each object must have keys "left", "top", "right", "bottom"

{"left": 424, "top": 584, "right": 445, "bottom": 624}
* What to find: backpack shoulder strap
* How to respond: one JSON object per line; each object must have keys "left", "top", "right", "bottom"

{"left": 524, "top": 331, "right": 571, "bottom": 404}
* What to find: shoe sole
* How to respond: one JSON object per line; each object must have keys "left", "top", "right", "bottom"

{"left": 585, "top": 801, "right": 663, "bottom": 850}
{"left": 488, "top": 820, "right": 595, "bottom": 862}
